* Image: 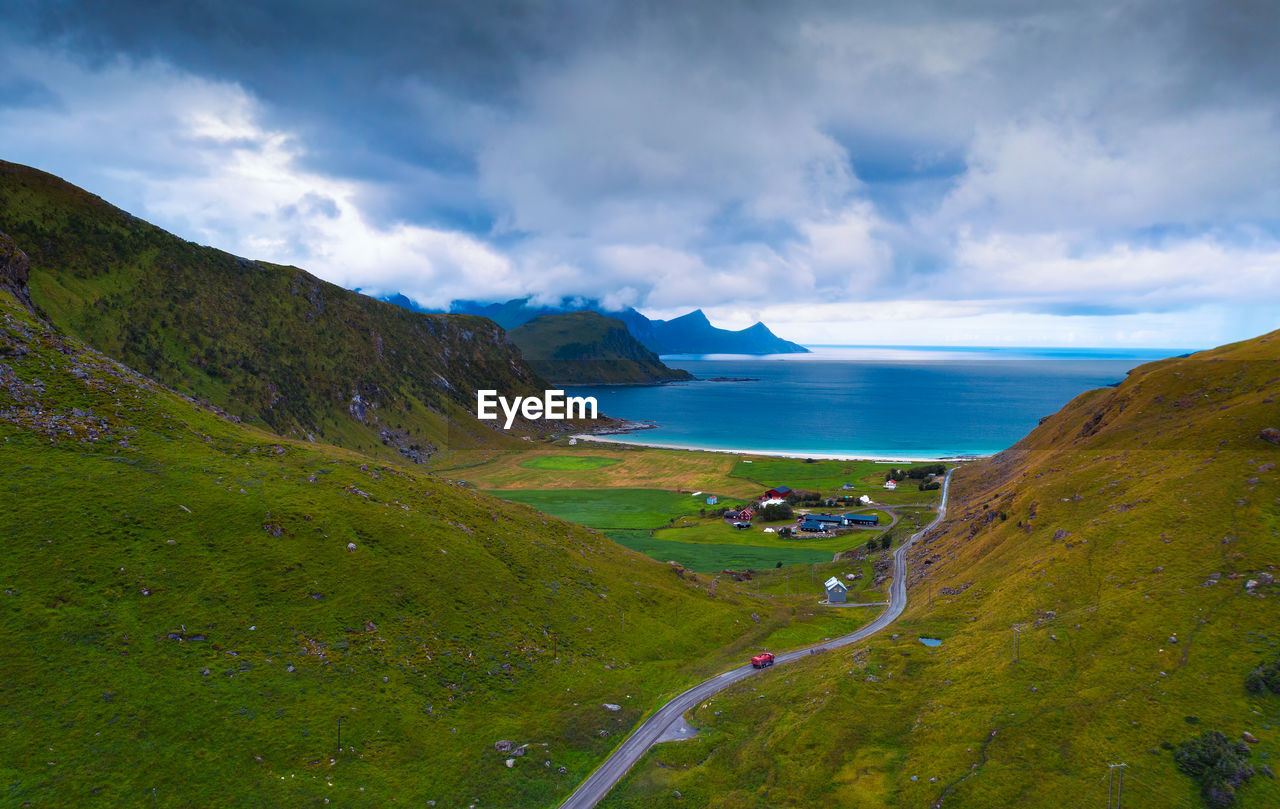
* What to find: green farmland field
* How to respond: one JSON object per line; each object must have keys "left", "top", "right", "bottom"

{"left": 491, "top": 487, "right": 743, "bottom": 529}
{"left": 517, "top": 454, "right": 623, "bottom": 471}
{"left": 605, "top": 531, "right": 832, "bottom": 571}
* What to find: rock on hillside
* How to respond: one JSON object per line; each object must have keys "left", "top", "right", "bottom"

{"left": 0, "top": 230, "right": 34, "bottom": 313}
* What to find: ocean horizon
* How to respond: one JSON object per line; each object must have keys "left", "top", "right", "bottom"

{"left": 567, "top": 345, "right": 1186, "bottom": 459}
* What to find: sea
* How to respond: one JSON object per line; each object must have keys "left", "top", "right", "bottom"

{"left": 566, "top": 345, "right": 1185, "bottom": 460}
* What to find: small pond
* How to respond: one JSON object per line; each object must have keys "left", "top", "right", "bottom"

{"left": 918, "top": 637, "right": 942, "bottom": 647}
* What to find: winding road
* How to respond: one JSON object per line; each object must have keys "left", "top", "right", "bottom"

{"left": 558, "top": 470, "right": 954, "bottom": 809}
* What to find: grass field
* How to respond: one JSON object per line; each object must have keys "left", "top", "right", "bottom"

{"left": 439, "top": 445, "right": 759, "bottom": 495}
{"left": 439, "top": 446, "right": 949, "bottom": 506}
{"left": 605, "top": 531, "right": 832, "bottom": 571}
{"left": 517, "top": 454, "right": 622, "bottom": 471}
{"left": 731, "top": 456, "right": 948, "bottom": 505}
{"left": 490, "top": 487, "right": 745, "bottom": 530}
{"left": 652, "top": 519, "right": 883, "bottom": 556}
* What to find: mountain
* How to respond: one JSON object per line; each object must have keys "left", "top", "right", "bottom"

{"left": 508, "top": 311, "right": 695, "bottom": 384}
{"left": 0, "top": 160, "right": 597, "bottom": 465}
{"left": 643, "top": 308, "right": 806, "bottom": 355}
{"left": 392, "top": 295, "right": 810, "bottom": 355}
{"left": 0, "top": 235, "right": 811, "bottom": 808}
{"left": 601, "top": 331, "right": 1280, "bottom": 808}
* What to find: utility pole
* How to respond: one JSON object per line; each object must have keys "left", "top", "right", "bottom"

{"left": 1107, "top": 763, "right": 1127, "bottom": 808}
{"left": 337, "top": 716, "right": 343, "bottom": 753}
{"left": 1012, "top": 626, "right": 1021, "bottom": 663}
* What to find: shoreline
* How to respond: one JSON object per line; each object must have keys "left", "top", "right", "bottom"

{"left": 570, "top": 432, "right": 992, "bottom": 463}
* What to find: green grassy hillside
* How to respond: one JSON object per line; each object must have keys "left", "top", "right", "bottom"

{"left": 602, "top": 333, "right": 1280, "bottom": 808}
{"left": 509, "top": 312, "right": 695, "bottom": 384}
{"left": 0, "top": 160, "right": 581, "bottom": 464}
{"left": 0, "top": 285, "right": 829, "bottom": 808}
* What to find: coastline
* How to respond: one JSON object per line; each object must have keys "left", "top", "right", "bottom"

{"left": 570, "top": 432, "right": 991, "bottom": 463}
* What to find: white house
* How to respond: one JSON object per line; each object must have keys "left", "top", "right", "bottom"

{"left": 824, "top": 576, "right": 848, "bottom": 604}
{"left": 858, "top": 494, "right": 872, "bottom": 505}
{"left": 883, "top": 479, "right": 897, "bottom": 490}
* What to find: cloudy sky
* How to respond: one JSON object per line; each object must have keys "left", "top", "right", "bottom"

{"left": 2, "top": 1, "right": 1278, "bottom": 348}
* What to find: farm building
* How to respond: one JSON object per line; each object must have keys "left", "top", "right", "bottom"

{"left": 840, "top": 482, "right": 855, "bottom": 490}
{"left": 858, "top": 495, "right": 872, "bottom": 505}
{"left": 764, "top": 486, "right": 793, "bottom": 499}
{"left": 842, "top": 513, "right": 879, "bottom": 527}
{"left": 706, "top": 495, "right": 718, "bottom": 505}
{"left": 805, "top": 514, "right": 844, "bottom": 526}
{"left": 883, "top": 479, "right": 898, "bottom": 490}
{"left": 824, "top": 576, "right": 848, "bottom": 603}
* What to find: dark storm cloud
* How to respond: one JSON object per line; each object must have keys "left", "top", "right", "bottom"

{"left": 2, "top": 0, "right": 1280, "bottom": 346}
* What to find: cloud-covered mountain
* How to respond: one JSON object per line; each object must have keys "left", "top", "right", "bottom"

{"left": 388, "top": 295, "right": 809, "bottom": 355}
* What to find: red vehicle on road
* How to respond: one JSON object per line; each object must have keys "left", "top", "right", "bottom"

{"left": 751, "top": 652, "right": 775, "bottom": 668}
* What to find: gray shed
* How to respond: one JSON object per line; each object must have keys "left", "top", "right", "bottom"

{"left": 824, "top": 576, "right": 848, "bottom": 604}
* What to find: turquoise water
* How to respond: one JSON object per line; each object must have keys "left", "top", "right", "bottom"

{"left": 568, "top": 346, "right": 1180, "bottom": 459}
{"left": 919, "top": 637, "right": 942, "bottom": 647}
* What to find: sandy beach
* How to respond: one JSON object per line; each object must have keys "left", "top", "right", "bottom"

{"left": 570, "top": 432, "right": 987, "bottom": 463}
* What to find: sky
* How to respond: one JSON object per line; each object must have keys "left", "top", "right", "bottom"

{"left": 1, "top": 1, "right": 1278, "bottom": 348}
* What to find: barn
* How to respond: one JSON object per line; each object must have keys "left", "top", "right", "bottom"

{"left": 842, "top": 513, "right": 879, "bottom": 527}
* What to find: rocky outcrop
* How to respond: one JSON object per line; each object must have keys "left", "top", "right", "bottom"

{"left": 0, "top": 231, "right": 35, "bottom": 313}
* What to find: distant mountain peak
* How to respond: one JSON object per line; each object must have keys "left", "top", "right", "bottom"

{"left": 671, "top": 309, "right": 711, "bottom": 324}
{"left": 393, "top": 296, "right": 809, "bottom": 355}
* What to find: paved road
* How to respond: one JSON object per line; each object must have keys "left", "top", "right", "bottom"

{"left": 558, "top": 470, "right": 954, "bottom": 809}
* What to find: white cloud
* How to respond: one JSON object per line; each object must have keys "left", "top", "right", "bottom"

{"left": 934, "top": 111, "right": 1280, "bottom": 237}
{"left": 0, "top": 44, "right": 521, "bottom": 308}
{"left": 5, "top": 2, "right": 1280, "bottom": 349}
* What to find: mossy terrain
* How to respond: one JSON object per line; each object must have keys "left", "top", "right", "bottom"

{"left": 0, "top": 287, "right": 848, "bottom": 808}
{"left": 0, "top": 160, "right": 590, "bottom": 466}
{"left": 602, "top": 332, "right": 1280, "bottom": 808}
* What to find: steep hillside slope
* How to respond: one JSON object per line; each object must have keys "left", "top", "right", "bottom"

{"left": 0, "top": 285, "right": 808, "bottom": 808}
{"left": 603, "top": 333, "right": 1280, "bottom": 809}
{"left": 0, "top": 160, "right": 576, "bottom": 464}
{"left": 509, "top": 312, "right": 694, "bottom": 384}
